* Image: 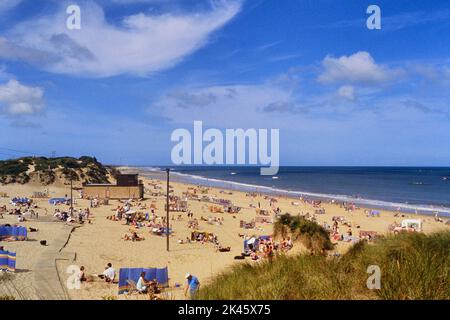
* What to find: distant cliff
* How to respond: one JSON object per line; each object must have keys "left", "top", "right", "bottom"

{"left": 0, "top": 156, "right": 120, "bottom": 185}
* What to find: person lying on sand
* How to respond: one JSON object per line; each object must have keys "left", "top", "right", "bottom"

{"left": 1, "top": 236, "right": 15, "bottom": 242}
{"left": 217, "top": 246, "right": 231, "bottom": 252}
{"left": 250, "top": 252, "right": 260, "bottom": 261}
{"left": 177, "top": 237, "right": 191, "bottom": 244}
{"left": 123, "top": 231, "right": 144, "bottom": 241}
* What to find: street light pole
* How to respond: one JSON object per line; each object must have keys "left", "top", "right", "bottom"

{"left": 166, "top": 168, "right": 170, "bottom": 252}
{"left": 70, "top": 177, "right": 74, "bottom": 217}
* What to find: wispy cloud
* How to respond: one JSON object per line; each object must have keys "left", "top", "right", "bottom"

{"left": 262, "top": 101, "right": 310, "bottom": 114}
{"left": 255, "top": 40, "right": 282, "bottom": 52}
{"left": 0, "top": 0, "right": 21, "bottom": 14}
{"left": 337, "top": 85, "right": 355, "bottom": 101}
{"left": 313, "top": 9, "right": 450, "bottom": 31}
{"left": 10, "top": 120, "right": 43, "bottom": 129}
{"left": 403, "top": 100, "right": 450, "bottom": 118}
{"left": 0, "top": 0, "right": 242, "bottom": 77}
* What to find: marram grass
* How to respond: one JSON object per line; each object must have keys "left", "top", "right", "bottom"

{"left": 198, "top": 231, "right": 450, "bottom": 300}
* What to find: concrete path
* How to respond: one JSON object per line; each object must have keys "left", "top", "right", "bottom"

{"left": 33, "top": 224, "right": 78, "bottom": 300}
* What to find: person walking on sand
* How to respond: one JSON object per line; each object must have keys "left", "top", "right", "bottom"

{"left": 184, "top": 273, "right": 200, "bottom": 299}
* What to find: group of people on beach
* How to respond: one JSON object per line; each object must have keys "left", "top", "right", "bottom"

{"left": 78, "top": 262, "right": 116, "bottom": 283}
{"left": 247, "top": 237, "right": 276, "bottom": 262}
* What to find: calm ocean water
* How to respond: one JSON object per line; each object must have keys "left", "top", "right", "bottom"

{"left": 137, "top": 166, "right": 450, "bottom": 216}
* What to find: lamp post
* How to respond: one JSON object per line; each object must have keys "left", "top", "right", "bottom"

{"left": 70, "top": 177, "right": 74, "bottom": 217}
{"left": 166, "top": 168, "right": 170, "bottom": 251}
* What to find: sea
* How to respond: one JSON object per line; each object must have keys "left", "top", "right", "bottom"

{"left": 134, "top": 166, "right": 450, "bottom": 217}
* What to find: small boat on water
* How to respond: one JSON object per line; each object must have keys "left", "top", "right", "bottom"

{"left": 272, "top": 176, "right": 279, "bottom": 179}
{"left": 442, "top": 177, "right": 448, "bottom": 181}
{"left": 230, "top": 172, "right": 237, "bottom": 175}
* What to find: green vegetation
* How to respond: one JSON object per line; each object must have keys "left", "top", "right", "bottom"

{"left": 274, "top": 213, "right": 334, "bottom": 253}
{"left": 198, "top": 231, "right": 450, "bottom": 300}
{"left": 0, "top": 159, "right": 30, "bottom": 184}
{"left": 0, "top": 156, "right": 115, "bottom": 185}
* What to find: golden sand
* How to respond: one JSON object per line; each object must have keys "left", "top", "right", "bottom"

{"left": 0, "top": 176, "right": 448, "bottom": 300}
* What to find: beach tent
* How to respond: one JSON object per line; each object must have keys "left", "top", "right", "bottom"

{"left": 48, "top": 198, "right": 67, "bottom": 205}
{"left": 244, "top": 235, "right": 271, "bottom": 251}
{"left": 369, "top": 210, "right": 381, "bottom": 217}
{"left": 11, "top": 197, "right": 30, "bottom": 205}
{"left": 0, "top": 226, "right": 27, "bottom": 241}
{"left": 401, "top": 219, "right": 422, "bottom": 231}
{"left": 118, "top": 267, "right": 168, "bottom": 294}
{"left": 0, "top": 250, "right": 16, "bottom": 272}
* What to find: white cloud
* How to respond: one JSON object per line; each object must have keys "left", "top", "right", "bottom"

{"left": 1, "top": 1, "right": 241, "bottom": 77}
{"left": 318, "top": 51, "right": 396, "bottom": 85}
{"left": 0, "top": 79, "right": 45, "bottom": 115}
{"left": 0, "top": 0, "right": 21, "bottom": 13}
{"left": 337, "top": 85, "right": 355, "bottom": 100}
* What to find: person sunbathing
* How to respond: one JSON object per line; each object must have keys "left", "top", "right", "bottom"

{"left": 250, "top": 252, "right": 260, "bottom": 261}
{"left": 131, "top": 231, "right": 143, "bottom": 241}
{"left": 123, "top": 231, "right": 143, "bottom": 241}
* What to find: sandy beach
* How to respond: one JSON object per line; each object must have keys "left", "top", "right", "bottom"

{"left": 0, "top": 173, "right": 448, "bottom": 300}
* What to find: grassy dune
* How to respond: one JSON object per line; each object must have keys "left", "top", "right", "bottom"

{"left": 198, "top": 217, "right": 449, "bottom": 300}
{"left": 0, "top": 156, "right": 118, "bottom": 185}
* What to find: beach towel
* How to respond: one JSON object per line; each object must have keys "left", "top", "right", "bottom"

{"left": 118, "top": 267, "right": 169, "bottom": 294}
{"left": 0, "top": 250, "right": 16, "bottom": 272}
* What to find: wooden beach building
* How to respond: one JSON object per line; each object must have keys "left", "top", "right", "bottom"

{"left": 82, "top": 174, "right": 144, "bottom": 199}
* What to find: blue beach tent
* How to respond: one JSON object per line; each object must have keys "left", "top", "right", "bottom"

{"left": 118, "top": 267, "right": 169, "bottom": 294}
{"left": 0, "top": 226, "right": 27, "bottom": 241}
{"left": 0, "top": 250, "right": 16, "bottom": 272}
{"left": 48, "top": 198, "right": 67, "bottom": 205}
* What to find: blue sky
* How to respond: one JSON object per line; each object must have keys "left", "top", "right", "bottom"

{"left": 0, "top": 0, "right": 449, "bottom": 166}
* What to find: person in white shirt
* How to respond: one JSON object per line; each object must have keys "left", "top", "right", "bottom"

{"left": 136, "top": 271, "right": 149, "bottom": 293}
{"left": 101, "top": 263, "right": 115, "bottom": 282}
